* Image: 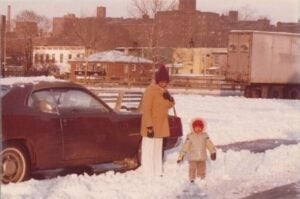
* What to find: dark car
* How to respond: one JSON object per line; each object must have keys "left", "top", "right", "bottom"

{"left": 1, "top": 81, "right": 182, "bottom": 184}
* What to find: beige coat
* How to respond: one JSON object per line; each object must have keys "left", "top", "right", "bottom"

{"left": 178, "top": 132, "right": 216, "bottom": 161}
{"left": 140, "top": 83, "right": 174, "bottom": 138}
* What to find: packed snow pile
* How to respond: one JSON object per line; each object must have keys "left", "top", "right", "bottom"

{"left": 1, "top": 78, "right": 300, "bottom": 199}
{"left": 81, "top": 50, "right": 153, "bottom": 63}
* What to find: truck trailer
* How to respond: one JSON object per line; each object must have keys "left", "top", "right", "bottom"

{"left": 226, "top": 30, "right": 300, "bottom": 99}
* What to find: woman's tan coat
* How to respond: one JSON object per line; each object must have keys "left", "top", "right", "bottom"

{"left": 140, "top": 83, "right": 174, "bottom": 138}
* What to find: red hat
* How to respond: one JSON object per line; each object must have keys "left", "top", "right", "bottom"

{"left": 192, "top": 119, "right": 204, "bottom": 130}
{"left": 155, "top": 64, "right": 169, "bottom": 83}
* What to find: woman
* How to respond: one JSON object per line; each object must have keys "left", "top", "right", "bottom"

{"left": 140, "top": 64, "right": 175, "bottom": 176}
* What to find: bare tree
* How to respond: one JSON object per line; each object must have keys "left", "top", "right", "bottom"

{"left": 238, "top": 5, "right": 258, "bottom": 21}
{"left": 129, "top": 0, "right": 178, "bottom": 74}
{"left": 11, "top": 10, "right": 41, "bottom": 72}
{"left": 68, "top": 18, "right": 129, "bottom": 52}
{"left": 15, "top": 10, "right": 51, "bottom": 33}
{"left": 129, "top": 0, "right": 178, "bottom": 18}
{"left": 69, "top": 18, "right": 103, "bottom": 53}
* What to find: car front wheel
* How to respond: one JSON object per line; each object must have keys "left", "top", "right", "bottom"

{"left": 1, "top": 144, "right": 30, "bottom": 184}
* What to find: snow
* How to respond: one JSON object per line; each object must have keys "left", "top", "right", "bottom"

{"left": 1, "top": 77, "right": 300, "bottom": 199}
{"left": 72, "top": 50, "right": 153, "bottom": 64}
{"left": 0, "top": 76, "right": 64, "bottom": 86}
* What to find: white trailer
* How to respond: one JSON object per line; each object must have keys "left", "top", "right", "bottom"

{"left": 226, "top": 30, "right": 300, "bottom": 99}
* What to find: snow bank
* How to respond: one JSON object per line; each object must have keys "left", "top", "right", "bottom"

{"left": 3, "top": 144, "right": 300, "bottom": 199}
{"left": 1, "top": 79, "right": 300, "bottom": 199}
{"left": 0, "top": 76, "right": 64, "bottom": 86}
{"left": 174, "top": 94, "right": 300, "bottom": 145}
{"left": 86, "top": 51, "right": 153, "bottom": 64}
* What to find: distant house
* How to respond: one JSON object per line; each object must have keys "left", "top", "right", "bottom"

{"left": 69, "top": 50, "right": 153, "bottom": 83}
{"left": 33, "top": 46, "right": 86, "bottom": 74}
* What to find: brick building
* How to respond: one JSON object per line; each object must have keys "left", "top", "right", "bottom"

{"left": 51, "top": 0, "right": 283, "bottom": 50}
{"left": 69, "top": 50, "right": 153, "bottom": 83}
{"left": 15, "top": 21, "right": 38, "bottom": 37}
{"left": 277, "top": 22, "right": 300, "bottom": 33}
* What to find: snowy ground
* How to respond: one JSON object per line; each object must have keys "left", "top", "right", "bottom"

{"left": 1, "top": 77, "right": 300, "bottom": 199}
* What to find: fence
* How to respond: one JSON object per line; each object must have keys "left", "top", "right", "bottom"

{"left": 90, "top": 89, "right": 143, "bottom": 112}
{"left": 3, "top": 67, "right": 244, "bottom": 91}
{"left": 85, "top": 75, "right": 244, "bottom": 91}
{"left": 169, "top": 75, "right": 243, "bottom": 90}
{"left": 2, "top": 67, "right": 61, "bottom": 78}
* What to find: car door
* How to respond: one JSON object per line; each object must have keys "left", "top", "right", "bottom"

{"left": 26, "top": 89, "right": 62, "bottom": 169}
{"left": 53, "top": 88, "right": 116, "bottom": 163}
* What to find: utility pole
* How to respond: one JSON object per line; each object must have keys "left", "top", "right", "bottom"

{"left": 0, "top": 15, "right": 6, "bottom": 77}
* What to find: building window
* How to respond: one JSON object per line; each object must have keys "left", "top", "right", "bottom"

{"left": 87, "top": 64, "right": 94, "bottom": 72}
{"left": 240, "top": 44, "right": 249, "bottom": 52}
{"left": 34, "top": 54, "right": 39, "bottom": 63}
{"left": 125, "top": 64, "right": 129, "bottom": 73}
{"left": 214, "top": 55, "right": 220, "bottom": 65}
{"left": 52, "top": 54, "right": 55, "bottom": 62}
{"left": 69, "top": 54, "right": 72, "bottom": 59}
{"left": 40, "top": 54, "right": 44, "bottom": 63}
{"left": 60, "top": 54, "right": 63, "bottom": 63}
{"left": 132, "top": 64, "right": 136, "bottom": 71}
{"left": 46, "top": 54, "right": 50, "bottom": 62}
{"left": 229, "top": 44, "right": 237, "bottom": 52}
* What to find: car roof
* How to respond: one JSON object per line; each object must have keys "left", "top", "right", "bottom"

{"left": 32, "top": 81, "right": 85, "bottom": 91}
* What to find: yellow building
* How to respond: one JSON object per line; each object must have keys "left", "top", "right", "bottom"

{"left": 172, "top": 48, "right": 227, "bottom": 75}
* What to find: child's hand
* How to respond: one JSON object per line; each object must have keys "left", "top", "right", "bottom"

{"left": 211, "top": 153, "right": 216, "bottom": 161}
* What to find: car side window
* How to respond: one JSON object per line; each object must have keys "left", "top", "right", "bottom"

{"left": 53, "top": 89, "right": 109, "bottom": 112}
{"left": 28, "top": 90, "right": 56, "bottom": 113}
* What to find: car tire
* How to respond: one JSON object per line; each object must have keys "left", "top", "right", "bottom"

{"left": 136, "top": 144, "right": 142, "bottom": 166}
{"left": 1, "top": 143, "right": 30, "bottom": 184}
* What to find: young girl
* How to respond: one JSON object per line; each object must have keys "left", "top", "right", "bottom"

{"left": 177, "top": 118, "right": 216, "bottom": 183}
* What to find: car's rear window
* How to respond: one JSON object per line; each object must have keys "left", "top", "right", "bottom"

{"left": 0, "top": 85, "right": 11, "bottom": 98}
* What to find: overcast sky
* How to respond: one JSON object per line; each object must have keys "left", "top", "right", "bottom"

{"left": 0, "top": 0, "right": 299, "bottom": 24}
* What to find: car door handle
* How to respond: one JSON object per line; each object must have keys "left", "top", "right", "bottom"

{"left": 62, "top": 118, "right": 76, "bottom": 126}
{"left": 62, "top": 119, "right": 69, "bottom": 126}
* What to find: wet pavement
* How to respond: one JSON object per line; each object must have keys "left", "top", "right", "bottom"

{"left": 217, "top": 139, "right": 299, "bottom": 153}
{"left": 242, "top": 181, "right": 300, "bottom": 199}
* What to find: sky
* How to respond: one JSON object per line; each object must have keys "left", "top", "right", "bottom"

{"left": 0, "top": 0, "right": 299, "bottom": 24}
{"left": 1, "top": 76, "right": 300, "bottom": 198}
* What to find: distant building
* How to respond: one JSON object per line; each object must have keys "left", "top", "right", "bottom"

{"left": 69, "top": 50, "right": 153, "bottom": 82}
{"left": 15, "top": 21, "right": 38, "bottom": 37}
{"left": 97, "top": 6, "right": 106, "bottom": 18}
{"left": 53, "top": 14, "right": 77, "bottom": 37}
{"left": 33, "top": 46, "right": 86, "bottom": 74}
{"left": 172, "top": 48, "right": 227, "bottom": 75}
{"left": 178, "top": 0, "right": 196, "bottom": 11}
{"left": 277, "top": 22, "right": 300, "bottom": 33}
{"left": 51, "top": 2, "right": 286, "bottom": 50}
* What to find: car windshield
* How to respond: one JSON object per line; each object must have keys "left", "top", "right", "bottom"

{"left": 28, "top": 89, "right": 57, "bottom": 113}
{"left": 0, "top": 85, "right": 11, "bottom": 98}
{"left": 53, "top": 89, "right": 110, "bottom": 112}
{"left": 28, "top": 88, "right": 110, "bottom": 113}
